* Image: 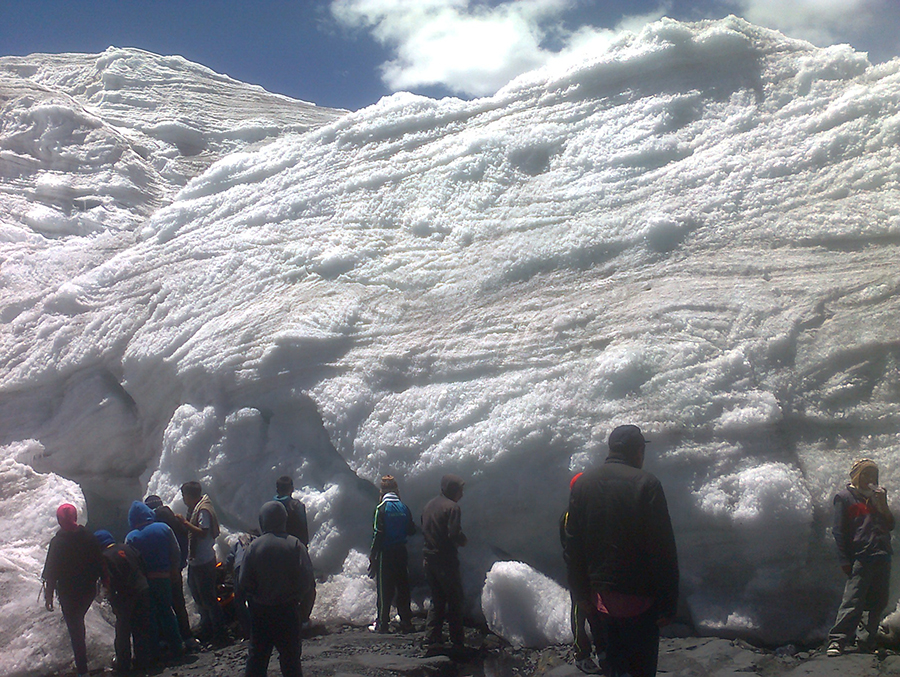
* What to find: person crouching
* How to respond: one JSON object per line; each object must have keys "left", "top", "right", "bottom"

{"left": 240, "top": 501, "right": 316, "bottom": 677}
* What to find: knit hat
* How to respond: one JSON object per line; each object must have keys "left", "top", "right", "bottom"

{"left": 608, "top": 425, "right": 648, "bottom": 457}
{"left": 850, "top": 458, "right": 878, "bottom": 489}
{"left": 56, "top": 504, "right": 78, "bottom": 532}
{"left": 94, "top": 530, "right": 115, "bottom": 548}
{"left": 144, "top": 495, "right": 163, "bottom": 510}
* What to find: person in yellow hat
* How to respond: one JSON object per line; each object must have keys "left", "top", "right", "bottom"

{"left": 826, "top": 459, "right": 894, "bottom": 656}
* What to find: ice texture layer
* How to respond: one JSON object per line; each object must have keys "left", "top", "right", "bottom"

{"left": 2, "top": 16, "right": 900, "bottom": 672}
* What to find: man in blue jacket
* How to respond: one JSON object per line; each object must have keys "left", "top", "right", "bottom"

{"left": 240, "top": 501, "right": 315, "bottom": 677}
{"left": 827, "top": 458, "right": 894, "bottom": 656}
{"left": 125, "top": 500, "right": 184, "bottom": 659}
{"left": 369, "top": 475, "right": 416, "bottom": 633}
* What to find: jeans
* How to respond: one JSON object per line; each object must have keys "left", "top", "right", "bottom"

{"left": 376, "top": 545, "right": 412, "bottom": 630}
{"left": 58, "top": 588, "right": 95, "bottom": 675}
{"left": 571, "top": 594, "right": 607, "bottom": 662}
{"left": 245, "top": 602, "right": 302, "bottom": 677}
{"left": 424, "top": 557, "right": 465, "bottom": 647}
{"left": 110, "top": 590, "right": 154, "bottom": 670}
{"left": 604, "top": 608, "right": 660, "bottom": 677}
{"left": 188, "top": 560, "right": 226, "bottom": 641}
{"left": 147, "top": 577, "right": 184, "bottom": 654}
{"left": 829, "top": 557, "right": 891, "bottom": 647}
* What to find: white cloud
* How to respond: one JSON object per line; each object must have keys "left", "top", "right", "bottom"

{"left": 331, "top": 0, "right": 667, "bottom": 97}
{"left": 731, "top": 0, "right": 881, "bottom": 46}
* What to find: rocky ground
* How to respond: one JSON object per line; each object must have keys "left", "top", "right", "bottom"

{"left": 72, "top": 621, "right": 900, "bottom": 677}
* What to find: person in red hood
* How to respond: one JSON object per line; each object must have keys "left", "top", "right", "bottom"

{"left": 42, "top": 503, "right": 104, "bottom": 677}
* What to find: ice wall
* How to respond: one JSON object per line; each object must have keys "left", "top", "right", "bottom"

{"left": 2, "top": 16, "right": 900, "bottom": 673}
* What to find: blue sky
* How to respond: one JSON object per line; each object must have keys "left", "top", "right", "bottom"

{"left": 3, "top": 0, "right": 900, "bottom": 111}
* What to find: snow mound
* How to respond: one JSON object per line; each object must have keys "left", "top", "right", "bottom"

{"left": 481, "top": 561, "right": 571, "bottom": 648}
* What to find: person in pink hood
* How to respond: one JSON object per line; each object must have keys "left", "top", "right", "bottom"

{"left": 42, "top": 504, "right": 104, "bottom": 677}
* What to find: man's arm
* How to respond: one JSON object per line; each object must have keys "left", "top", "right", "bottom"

{"left": 564, "top": 492, "right": 590, "bottom": 606}
{"left": 832, "top": 494, "right": 852, "bottom": 574}
{"left": 447, "top": 504, "right": 467, "bottom": 547}
{"left": 646, "top": 482, "right": 679, "bottom": 623}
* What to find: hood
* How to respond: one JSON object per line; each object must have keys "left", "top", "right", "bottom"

{"left": 441, "top": 474, "right": 465, "bottom": 501}
{"left": 128, "top": 500, "right": 156, "bottom": 530}
{"left": 259, "top": 500, "right": 288, "bottom": 534}
{"left": 56, "top": 503, "right": 78, "bottom": 532}
{"left": 94, "top": 530, "right": 115, "bottom": 548}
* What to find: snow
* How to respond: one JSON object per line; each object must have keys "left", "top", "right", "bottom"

{"left": 482, "top": 561, "right": 571, "bottom": 648}
{"left": 2, "top": 15, "right": 900, "bottom": 673}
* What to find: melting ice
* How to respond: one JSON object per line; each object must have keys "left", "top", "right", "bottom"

{"left": 2, "top": 16, "right": 900, "bottom": 674}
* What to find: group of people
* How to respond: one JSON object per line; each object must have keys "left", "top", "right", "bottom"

{"left": 42, "top": 477, "right": 316, "bottom": 677}
{"left": 42, "top": 426, "right": 895, "bottom": 677}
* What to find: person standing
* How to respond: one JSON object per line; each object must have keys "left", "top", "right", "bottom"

{"left": 560, "top": 473, "right": 606, "bottom": 674}
{"left": 94, "top": 530, "right": 153, "bottom": 672}
{"left": 240, "top": 501, "right": 316, "bottom": 677}
{"left": 421, "top": 474, "right": 468, "bottom": 655}
{"left": 42, "top": 503, "right": 104, "bottom": 677}
{"left": 178, "top": 480, "right": 228, "bottom": 646}
{"left": 274, "top": 476, "right": 310, "bottom": 546}
{"left": 145, "top": 494, "right": 193, "bottom": 645}
{"left": 826, "top": 458, "right": 894, "bottom": 656}
{"left": 369, "top": 475, "right": 416, "bottom": 633}
{"left": 125, "top": 501, "right": 185, "bottom": 660}
{"left": 565, "top": 425, "right": 679, "bottom": 677}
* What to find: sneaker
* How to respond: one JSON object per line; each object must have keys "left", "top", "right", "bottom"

{"left": 575, "top": 657, "right": 603, "bottom": 674}
{"left": 826, "top": 641, "right": 842, "bottom": 657}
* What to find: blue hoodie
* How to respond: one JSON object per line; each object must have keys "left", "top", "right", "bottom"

{"left": 125, "top": 500, "right": 180, "bottom": 575}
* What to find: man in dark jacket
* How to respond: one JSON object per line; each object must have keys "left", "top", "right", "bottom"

{"left": 369, "top": 474, "right": 416, "bottom": 633}
{"left": 240, "top": 501, "right": 316, "bottom": 677}
{"left": 565, "top": 425, "right": 678, "bottom": 677}
{"left": 42, "top": 503, "right": 104, "bottom": 677}
{"left": 421, "top": 474, "right": 468, "bottom": 654}
{"left": 274, "top": 476, "right": 310, "bottom": 546}
{"left": 95, "top": 530, "right": 153, "bottom": 672}
{"left": 826, "top": 458, "right": 894, "bottom": 656}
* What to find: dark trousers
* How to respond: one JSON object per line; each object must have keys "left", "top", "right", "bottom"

{"left": 829, "top": 557, "right": 891, "bottom": 647}
{"left": 245, "top": 602, "right": 302, "bottom": 677}
{"left": 111, "top": 590, "right": 154, "bottom": 670}
{"left": 376, "top": 545, "right": 412, "bottom": 629}
{"left": 171, "top": 569, "right": 192, "bottom": 640}
{"left": 424, "top": 557, "right": 465, "bottom": 647}
{"left": 571, "top": 594, "right": 607, "bottom": 661}
{"left": 188, "top": 560, "right": 225, "bottom": 641}
{"left": 58, "top": 587, "right": 95, "bottom": 675}
{"left": 147, "top": 577, "right": 184, "bottom": 653}
{"left": 604, "top": 609, "right": 660, "bottom": 677}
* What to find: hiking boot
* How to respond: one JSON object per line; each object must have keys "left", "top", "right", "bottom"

{"left": 575, "top": 657, "right": 602, "bottom": 674}
{"left": 826, "top": 641, "right": 842, "bottom": 657}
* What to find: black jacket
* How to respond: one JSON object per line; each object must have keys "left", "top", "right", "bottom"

{"left": 833, "top": 485, "right": 894, "bottom": 566}
{"left": 275, "top": 496, "right": 310, "bottom": 546}
{"left": 421, "top": 475, "right": 466, "bottom": 564}
{"left": 565, "top": 457, "right": 679, "bottom": 619}
{"left": 101, "top": 543, "right": 149, "bottom": 604}
{"left": 240, "top": 501, "right": 315, "bottom": 607}
{"left": 43, "top": 526, "right": 104, "bottom": 598}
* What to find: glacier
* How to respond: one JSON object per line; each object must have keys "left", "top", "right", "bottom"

{"left": 2, "top": 15, "right": 900, "bottom": 674}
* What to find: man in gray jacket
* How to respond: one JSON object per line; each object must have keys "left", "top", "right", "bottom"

{"left": 240, "top": 501, "right": 316, "bottom": 677}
